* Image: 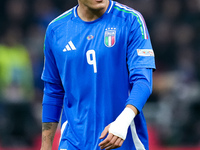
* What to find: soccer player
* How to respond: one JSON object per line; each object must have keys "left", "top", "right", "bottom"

{"left": 41, "top": 0, "right": 156, "bottom": 150}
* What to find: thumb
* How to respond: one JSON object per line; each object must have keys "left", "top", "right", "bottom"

{"left": 99, "top": 124, "right": 110, "bottom": 139}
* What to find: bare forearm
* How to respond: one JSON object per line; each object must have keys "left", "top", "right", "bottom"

{"left": 41, "top": 122, "right": 58, "bottom": 150}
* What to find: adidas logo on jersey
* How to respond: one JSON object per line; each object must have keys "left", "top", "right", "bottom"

{"left": 63, "top": 41, "right": 76, "bottom": 52}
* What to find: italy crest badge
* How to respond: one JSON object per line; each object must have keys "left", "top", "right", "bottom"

{"left": 104, "top": 28, "right": 116, "bottom": 47}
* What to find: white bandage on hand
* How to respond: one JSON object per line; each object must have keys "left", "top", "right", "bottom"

{"left": 109, "top": 107, "right": 136, "bottom": 140}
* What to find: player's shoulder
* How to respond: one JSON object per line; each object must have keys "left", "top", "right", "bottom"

{"left": 112, "top": 1, "right": 144, "bottom": 23}
{"left": 47, "top": 7, "right": 74, "bottom": 31}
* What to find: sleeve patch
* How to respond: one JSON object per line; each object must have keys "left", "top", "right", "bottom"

{"left": 137, "top": 49, "right": 154, "bottom": 56}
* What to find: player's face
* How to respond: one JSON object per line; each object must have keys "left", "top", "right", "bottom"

{"left": 78, "top": 0, "right": 109, "bottom": 11}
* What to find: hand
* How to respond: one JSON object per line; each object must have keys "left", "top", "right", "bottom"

{"left": 98, "top": 125, "right": 124, "bottom": 150}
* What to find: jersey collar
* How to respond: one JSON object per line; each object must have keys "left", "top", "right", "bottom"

{"left": 106, "top": 0, "right": 114, "bottom": 14}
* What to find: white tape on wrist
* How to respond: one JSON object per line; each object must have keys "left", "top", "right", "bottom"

{"left": 109, "top": 107, "right": 136, "bottom": 140}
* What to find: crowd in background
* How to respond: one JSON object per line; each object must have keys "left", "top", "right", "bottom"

{"left": 0, "top": 0, "right": 200, "bottom": 148}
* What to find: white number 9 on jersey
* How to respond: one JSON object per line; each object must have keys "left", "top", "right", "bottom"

{"left": 86, "top": 50, "right": 97, "bottom": 73}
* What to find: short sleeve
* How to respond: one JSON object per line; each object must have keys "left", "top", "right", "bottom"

{"left": 127, "top": 12, "right": 156, "bottom": 71}
{"left": 41, "top": 26, "right": 62, "bottom": 84}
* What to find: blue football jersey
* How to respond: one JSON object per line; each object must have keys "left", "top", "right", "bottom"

{"left": 42, "top": 0, "right": 156, "bottom": 150}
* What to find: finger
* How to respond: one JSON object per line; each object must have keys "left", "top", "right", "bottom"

{"left": 103, "top": 135, "right": 118, "bottom": 149}
{"left": 105, "top": 137, "right": 122, "bottom": 150}
{"left": 114, "top": 138, "right": 123, "bottom": 147}
{"left": 99, "top": 133, "right": 113, "bottom": 148}
{"left": 119, "top": 139, "right": 124, "bottom": 147}
{"left": 99, "top": 125, "right": 110, "bottom": 139}
{"left": 105, "top": 145, "right": 112, "bottom": 150}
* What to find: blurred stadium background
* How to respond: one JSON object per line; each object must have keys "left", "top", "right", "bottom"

{"left": 0, "top": 0, "right": 200, "bottom": 149}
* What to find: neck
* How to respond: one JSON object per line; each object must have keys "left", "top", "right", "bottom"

{"left": 77, "top": 8, "right": 105, "bottom": 22}
{"left": 77, "top": 0, "right": 109, "bottom": 22}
